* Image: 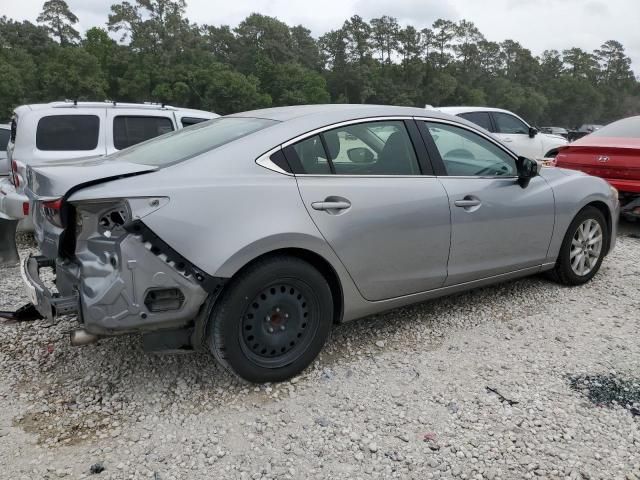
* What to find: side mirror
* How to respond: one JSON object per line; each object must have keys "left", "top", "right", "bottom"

{"left": 517, "top": 156, "right": 539, "bottom": 187}
{"left": 347, "top": 147, "right": 374, "bottom": 163}
{"left": 528, "top": 126, "right": 538, "bottom": 138}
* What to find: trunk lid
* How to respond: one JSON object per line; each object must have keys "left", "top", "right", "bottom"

{"left": 556, "top": 138, "right": 640, "bottom": 181}
{"left": 26, "top": 157, "right": 158, "bottom": 199}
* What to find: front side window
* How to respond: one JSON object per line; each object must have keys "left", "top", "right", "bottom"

{"left": 109, "top": 117, "right": 277, "bottom": 167}
{"left": 458, "top": 112, "right": 493, "bottom": 132}
{"left": 493, "top": 112, "right": 529, "bottom": 135}
{"left": 425, "top": 122, "right": 517, "bottom": 177}
{"left": 114, "top": 116, "right": 175, "bottom": 150}
{"left": 36, "top": 115, "right": 100, "bottom": 151}
{"left": 287, "top": 120, "right": 420, "bottom": 175}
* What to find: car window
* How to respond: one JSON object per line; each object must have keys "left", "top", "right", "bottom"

{"left": 113, "top": 116, "right": 175, "bottom": 150}
{"left": 108, "top": 117, "right": 277, "bottom": 167}
{"left": 425, "top": 122, "right": 517, "bottom": 177}
{"left": 0, "top": 129, "right": 9, "bottom": 150}
{"left": 36, "top": 115, "right": 100, "bottom": 151}
{"left": 458, "top": 112, "right": 493, "bottom": 132}
{"left": 181, "top": 117, "right": 210, "bottom": 128}
{"left": 291, "top": 121, "right": 420, "bottom": 176}
{"left": 290, "top": 135, "right": 332, "bottom": 174}
{"left": 493, "top": 112, "right": 529, "bottom": 135}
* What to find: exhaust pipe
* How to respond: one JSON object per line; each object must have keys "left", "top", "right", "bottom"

{"left": 70, "top": 329, "right": 99, "bottom": 346}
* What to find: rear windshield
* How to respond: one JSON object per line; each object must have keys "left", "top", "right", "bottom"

{"left": 590, "top": 117, "right": 639, "bottom": 138}
{"left": 108, "top": 117, "right": 277, "bottom": 167}
{"left": 36, "top": 115, "right": 100, "bottom": 151}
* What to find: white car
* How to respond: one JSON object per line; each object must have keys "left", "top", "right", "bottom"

{"left": 0, "top": 101, "right": 217, "bottom": 264}
{"left": 435, "top": 107, "right": 567, "bottom": 160}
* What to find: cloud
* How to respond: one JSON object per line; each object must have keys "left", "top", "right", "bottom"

{"left": 352, "top": 0, "right": 459, "bottom": 27}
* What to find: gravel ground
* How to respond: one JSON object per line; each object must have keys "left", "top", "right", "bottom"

{"left": 0, "top": 223, "right": 639, "bottom": 480}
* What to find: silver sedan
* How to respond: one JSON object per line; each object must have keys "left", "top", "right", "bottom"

{"left": 21, "top": 105, "right": 619, "bottom": 382}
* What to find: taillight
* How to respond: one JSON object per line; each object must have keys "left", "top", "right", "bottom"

{"left": 22, "top": 202, "right": 29, "bottom": 216}
{"left": 11, "top": 160, "right": 19, "bottom": 187}
{"left": 42, "top": 198, "right": 64, "bottom": 228}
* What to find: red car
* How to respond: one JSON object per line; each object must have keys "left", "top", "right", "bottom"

{"left": 555, "top": 116, "right": 640, "bottom": 220}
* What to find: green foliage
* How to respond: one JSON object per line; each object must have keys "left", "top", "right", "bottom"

{"left": 37, "top": 0, "right": 80, "bottom": 45}
{"left": 1, "top": 2, "right": 639, "bottom": 126}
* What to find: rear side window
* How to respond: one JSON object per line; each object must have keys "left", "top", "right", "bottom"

{"left": 36, "top": 115, "right": 100, "bottom": 151}
{"left": 458, "top": 112, "right": 493, "bottom": 132}
{"left": 181, "top": 117, "right": 209, "bottom": 128}
{"left": 113, "top": 116, "right": 174, "bottom": 150}
{"left": 0, "top": 129, "right": 9, "bottom": 150}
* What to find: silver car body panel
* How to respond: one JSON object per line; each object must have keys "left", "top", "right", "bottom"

{"left": 22, "top": 105, "right": 619, "bottom": 333}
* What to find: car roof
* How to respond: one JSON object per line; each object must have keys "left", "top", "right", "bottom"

{"left": 229, "top": 104, "right": 453, "bottom": 123}
{"left": 12, "top": 101, "right": 216, "bottom": 117}
{"left": 436, "top": 106, "right": 514, "bottom": 115}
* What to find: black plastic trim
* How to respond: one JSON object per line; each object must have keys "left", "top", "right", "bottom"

{"left": 124, "top": 219, "right": 226, "bottom": 293}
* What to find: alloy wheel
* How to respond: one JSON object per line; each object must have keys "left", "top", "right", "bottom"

{"left": 570, "top": 218, "right": 603, "bottom": 277}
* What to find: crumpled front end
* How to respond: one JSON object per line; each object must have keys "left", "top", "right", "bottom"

{"left": 24, "top": 197, "right": 223, "bottom": 336}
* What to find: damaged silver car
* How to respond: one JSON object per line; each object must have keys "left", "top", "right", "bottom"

{"left": 14, "top": 105, "right": 619, "bottom": 383}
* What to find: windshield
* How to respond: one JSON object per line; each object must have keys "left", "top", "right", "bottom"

{"left": 590, "top": 117, "right": 639, "bottom": 139}
{"left": 108, "top": 117, "right": 278, "bottom": 166}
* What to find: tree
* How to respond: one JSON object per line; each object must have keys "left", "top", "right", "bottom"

{"left": 370, "top": 16, "right": 399, "bottom": 63}
{"left": 40, "top": 47, "right": 108, "bottom": 99}
{"left": 37, "top": 0, "right": 80, "bottom": 45}
{"left": 595, "top": 40, "right": 633, "bottom": 85}
{"left": 432, "top": 19, "right": 456, "bottom": 69}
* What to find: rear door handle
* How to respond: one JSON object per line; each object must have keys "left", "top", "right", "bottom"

{"left": 454, "top": 198, "right": 481, "bottom": 208}
{"left": 311, "top": 201, "right": 351, "bottom": 211}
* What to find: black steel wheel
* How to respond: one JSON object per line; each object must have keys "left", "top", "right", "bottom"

{"left": 207, "top": 255, "right": 333, "bottom": 383}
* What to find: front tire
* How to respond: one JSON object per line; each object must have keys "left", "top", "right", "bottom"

{"left": 207, "top": 255, "right": 333, "bottom": 383}
{"left": 549, "top": 206, "right": 608, "bottom": 286}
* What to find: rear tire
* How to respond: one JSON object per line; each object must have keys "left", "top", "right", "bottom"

{"left": 549, "top": 206, "right": 608, "bottom": 286}
{"left": 207, "top": 255, "right": 333, "bottom": 383}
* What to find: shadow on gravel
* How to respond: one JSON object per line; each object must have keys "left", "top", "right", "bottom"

{"left": 568, "top": 374, "right": 640, "bottom": 417}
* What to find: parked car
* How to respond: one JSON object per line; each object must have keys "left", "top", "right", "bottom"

{"left": 568, "top": 124, "right": 604, "bottom": 142}
{"left": 436, "top": 107, "right": 567, "bottom": 160}
{"left": 0, "top": 101, "right": 217, "bottom": 264}
{"left": 556, "top": 115, "right": 640, "bottom": 220}
{"left": 16, "top": 105, "right": 618, "bottom": 383}
{"left": 540, "top": 126, "right": 569, "bottom": 139}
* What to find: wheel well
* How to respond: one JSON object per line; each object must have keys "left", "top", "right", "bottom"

{"left": 229, "top": 248, "right": 344, "bottom": 324}
{"left": 584, "top": 201, "right": 613, "bottom": 254}
{"left": 544, "top": 148, "right": 559, "bottom": 158}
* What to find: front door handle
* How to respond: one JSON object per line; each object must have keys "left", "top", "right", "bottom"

{"left": 454, "top": 198, "right": 481, "bottom": 208}
{"left": 501, "top": 137, "right": 513, "bottom": 143}
{"left": 311, "top": 200, "right": 351, "bottom": 211}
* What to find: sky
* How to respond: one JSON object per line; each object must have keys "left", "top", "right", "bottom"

{"left": 4, "top": 0, "right": 640, "bottom": 72}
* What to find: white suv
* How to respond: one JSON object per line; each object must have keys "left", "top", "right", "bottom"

{"left": 0, "top": 101, "right": 217, "bottom": 226}
{"left": 436, "top": 107, "right": 567, "bottom": 160}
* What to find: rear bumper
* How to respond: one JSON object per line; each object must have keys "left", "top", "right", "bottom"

{"left": 20, "top": 255, "right": 79, "bottom": 321}
{"left": 604, "top": 178, "right": 640, "bottom": 194}
{"left": 0, "top": 178, "right": 28, "bottom": 221}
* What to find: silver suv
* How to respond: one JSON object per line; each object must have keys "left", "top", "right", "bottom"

{"left": 0, "top": 101, "right": 217, "bottom": 263}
